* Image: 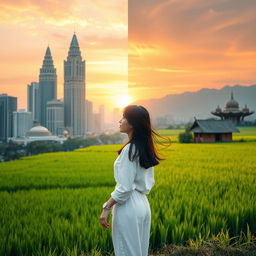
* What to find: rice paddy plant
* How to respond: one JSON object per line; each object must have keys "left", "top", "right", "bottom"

{"left": 0, "top": 130, "right": 255, "bottom": 255}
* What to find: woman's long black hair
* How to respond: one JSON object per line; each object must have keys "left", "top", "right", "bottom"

{"left": 117, "top": 105, "right": 171, "bottom": 169}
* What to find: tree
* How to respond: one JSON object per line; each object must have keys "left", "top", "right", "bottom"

{"left": 178, "top": 132, "right": 193, "bottom": 143}
{"left": 26, "top": 141, "right": 53, "bottom": 155}
{"left": 0, "top": 141, "right": 26, "bottom": 161}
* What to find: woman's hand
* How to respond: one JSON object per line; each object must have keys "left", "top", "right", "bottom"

{"left": 100, "top": 209, "right": 111, "bottom": 229}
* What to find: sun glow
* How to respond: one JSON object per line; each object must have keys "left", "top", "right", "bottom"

{"left": 117, "top": 94, "right": 133, "bottom": 109}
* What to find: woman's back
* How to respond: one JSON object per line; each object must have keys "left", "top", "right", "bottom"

{"left": 111, "top": 142, "right": 154, "bottom": 256}
{"left": 113, "top": 143, "right": 155, "bottom": 201}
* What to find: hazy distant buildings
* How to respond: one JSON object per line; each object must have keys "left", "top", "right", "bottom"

{"left": 0, "top": 94, "right": 17, "bottom": 142}
{"left": 91, "top": 104, "right": 107, "bottom": 133}
{"left": 112, "top": 107, "right": 121, "bottom": 129}
{"left": 27, "top": 81, "right": 39, "bottom": 125}
{"left": 85, "top": 100, "right": 93, "bottom": 133}
{"left": 153, "top": 114, "right": 176, "bottom": 129}
{"left": 13, "top": 109, "right": 33, "bottom": 137}
{"left": 64, "top": 34, "right": 86, "bottom": 137}
{"left": 93, "top": 112, "right": 101, "bottom": 133}
{"left": 46, "top": 99, "right": 64, "bottom": 135}
{"left": 99, "top": 104, "right": 105, "bottom": 130}
{"left": 38, "top": 47, "right": 57, "bottom": 128}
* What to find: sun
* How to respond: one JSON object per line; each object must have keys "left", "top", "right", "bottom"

{"left": 117, "top": 94, "right": 133, "bottom": 109}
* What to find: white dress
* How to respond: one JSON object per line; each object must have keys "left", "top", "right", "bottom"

{"left": 110, "top": 143, "right": 155, "bottom": 256}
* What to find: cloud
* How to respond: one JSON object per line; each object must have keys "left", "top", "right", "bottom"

{"left": 129, "top": 66, "right": 189, "bottom": 73}
{"left": 129, "top": 0, "right": 256, "bottom": 50}
{"left": 0, "top": 0, "right": 127, "bottom": 36}
{"left": 128, "top": 0, "right": 256, "bottom": 100}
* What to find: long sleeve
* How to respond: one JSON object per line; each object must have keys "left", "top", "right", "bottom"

{"left": 111, "top": 146, "right": 137, "bottom": 204}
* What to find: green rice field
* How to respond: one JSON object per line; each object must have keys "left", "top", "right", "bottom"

{"left": 0, "top": 127, "right": 256, "bottom": 255}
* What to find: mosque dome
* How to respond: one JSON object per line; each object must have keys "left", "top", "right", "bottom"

{"left": 226, "top": 99, "right": 239, "bottom": 109}
{"left": 224, "top": 91, "right": 239, "bottom": 111}
{"left": 26, "top": 125, "right": 52, "bottom": 137}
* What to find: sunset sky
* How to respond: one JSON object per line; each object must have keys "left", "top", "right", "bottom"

{"left": 0, "top": 0, "right": 128, "bottom": 113}
{"left": 1, "top": 0, "right": 256, "bottom": 115}
{"left": 128, "top": 0, "right": 256, "bottom": 102}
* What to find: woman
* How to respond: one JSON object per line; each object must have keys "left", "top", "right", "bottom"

{"left": 100, "top": 105, "right": 170, "bottom": 256}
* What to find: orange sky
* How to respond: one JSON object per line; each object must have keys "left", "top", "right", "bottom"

{"left": 1, "top": 0, "right": 256, "bottom": 114}
{"left": 0, "top": 0, "right": 127, "bottom": 113}
{"left": 128, "top": 0, "right": 256, "bottom": 102}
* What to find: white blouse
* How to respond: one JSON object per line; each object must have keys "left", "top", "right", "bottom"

{"left": 111, "top": 143, "right": 155, "bottom": 204}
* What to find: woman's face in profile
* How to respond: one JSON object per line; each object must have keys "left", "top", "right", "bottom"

{"left": 119, "top": 116, "right": 133, "bottom": 134}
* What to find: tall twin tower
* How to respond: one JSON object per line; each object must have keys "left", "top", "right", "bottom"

{"left": 38, "top": 34, "right": 86, "bottom": 137}
{"left": 64, "top": 34, "right": 85, "bottom": 137}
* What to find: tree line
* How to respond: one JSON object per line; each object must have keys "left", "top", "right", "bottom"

{"left": 0, "top": 132, "right": 125, "bottom": 162}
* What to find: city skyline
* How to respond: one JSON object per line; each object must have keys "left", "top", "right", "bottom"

{"left": 0, "top": 0, "right": 128, "bottom": 113}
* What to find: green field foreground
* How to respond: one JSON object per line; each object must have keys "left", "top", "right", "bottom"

{"left": 0, "top": 129, "right": 256, "bottom": 255}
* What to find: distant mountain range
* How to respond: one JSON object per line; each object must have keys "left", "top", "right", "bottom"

{"left": 132, "top": 84, "right": 256, "bottom": 123}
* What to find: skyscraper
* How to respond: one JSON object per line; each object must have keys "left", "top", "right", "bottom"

{"left": 46, "top": 99, "right": 64, "bottom": 135}
{"left": 27, "top": 81, "right": 39, "bottom": 125}
{"left": 13, "top": 109, "right": 33, "bottom": 137}
{"left": 0, "top": 94, "right": 17, "bottom": 142}
{"left": 64, "top": 34, "right": 86, "bottom": 137}
{"left": 85, "top": 100, "right": 93, "bottom": 133}
{"left": 38, "top": 46, "right": 57, "bottom": 128}
{"left": 112, "top": 107, "right": 121, "bottom": 130}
